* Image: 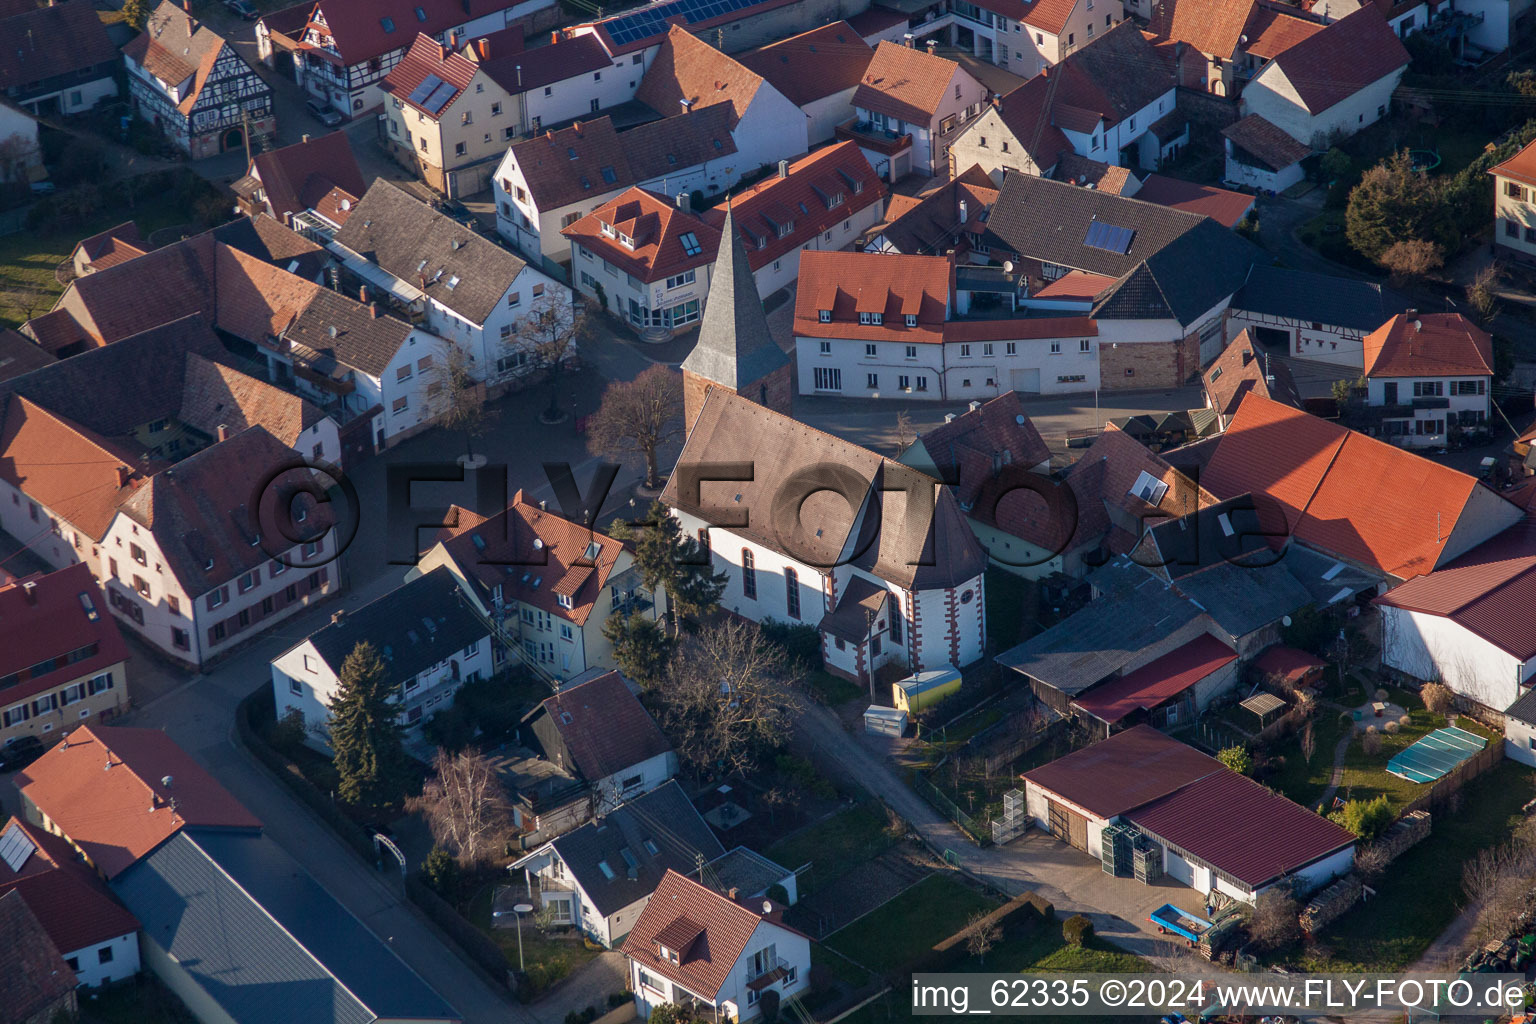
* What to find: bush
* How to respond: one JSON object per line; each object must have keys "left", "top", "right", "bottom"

{"left": 422, "top": 704, "right": 474, "bottom": 752}
{"left": 1062, "top": 914, "right": 1093, "bottom": 946}
{"left": 1399, "top": 714, "right": 1412, "bottom": 727}
{"left": 1383, "top": 721, "right": 1400, "bottom": 734}
{"left": 1422, "top": 681, "right": 1454, "bottom": 716}
{"left": 1362, "top": 729, "right": 1382, "bottom": 756}
{"left": 1332, "top": 794, "right": 1395, "bottom": 842}
{"left": 759, "top": 619, "right": 823, "bottom": 672}
{"left": 422, "top": 846, "right": 461, "bottom": 900}
{"left": 1217, "top": 745, "right": 1253, "bottom": 775}
{"left": 609, "top": 992, "right": 631, "bottom": 1009}
{"left": 648, "top": 1004, "right": 694, "bottom": 1024}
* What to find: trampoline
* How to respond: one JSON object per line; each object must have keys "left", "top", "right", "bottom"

{"left": 1386, "top": 726, "right": 1486, "bottom": 783}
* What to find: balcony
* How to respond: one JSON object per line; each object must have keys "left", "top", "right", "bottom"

{"left": 836, "top": 120, "right": 914, "bottom": 156}
{"left": 743, "top": 957, "right": 796, "bottom": 992}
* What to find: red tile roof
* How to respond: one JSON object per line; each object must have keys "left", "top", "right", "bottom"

{"left": 303, "top": 0, "right": 512, "bottom": 65}
{"left": 913, "top": 391, "right": 1052, "bottom": 502}
{"left": 1491, "top": 138, "right": 1536, "bottom": 190}
{"left": 854, "top": 40, "right": 967, "bottom": 124}
{"left": 621, "top": 870, "right": 799, "bottom": 999}
{"left": 563, "top": 188, "right": 720, "bottom": 284}
{"left": 473, "top": 28, "right": 610, "bottom": 95}
{"left": 1052, "top": 153, "right": 1138, "bottom": 195}
{"left": 847, "top": 5, "right": 908, "bottom": 36}
{"left": 1071, "top": 634, "right": 1236, "bottom": 724}
{"left": 249, "top": 130, "right": 366, "bottom": 223}
{"left": 1032, "top": 271, "right": 1115, "bottom": 300}
{"left": 1202, "top": 393, "right": 1345, "bottom": 529}
{"left": 0, "top": 817, "right": 140, "bottom": 954}
{"left": 1221, "top": 114, "right": 1309, "bottom": 172}
{"left": 795, "top": 250, "right": 949, "bottom": 341}
{"left": 702, "top": 142, "right": 884, "bottom": 271}
{"left": 1260, "top": 5, "right": 1407, "bottom": 115}
{"left": 0, "top": 0, "right": 116, "bottom": 94}
{"left": 381, "top": 33, "right": 477, "bottom": 119}
{"left": 636, "top": 25, "right": 766, "bottom": 129}
{"left": 1203, "top": 330, "right": 1303, "bottom": 419}
{"left": 866, "top": 164, "right": 997, "bottom": 256}
{"left": 0, "top": 563, "right": 128, "bottom": 705}
{"left": 1362, "top": 313, "right": 1493, "bottom": 379}
{"left": 1134, "top": 174, "right": 1254, "bottom": 228}
{"left": 539, "top": 671, "right": 671, "bottom": 780}
{"left": 122, "top": 2, "right": 239, "bottom": 116}
{"left": 0, "top": 890, "right": 77, "bottom": 1019}
{"left": 71, "top": 222, "right": 147, "bottom": 273}
{"left": 0, "top": 395, "right": 147, "bottom": 539}
{"left": 987, "top": 75, "right": 1071, "bottom": 170}
{"left": 1241, "top": 5, "right": 1325, "bottom": 58}
{"left": 17, "top": 724, "right": 260, "bottom": 879}
{"left": 738, "top": 22, "right": 874, "bottom": 106}
{"left": 1375, "top": 552, "right": 1536, "bottom": 661}
{"left": 1149, "top": 0, "right": 1258, "bottom": 58}
{"left": 1250, "top": 644, "right": 1326, "bottom": 686}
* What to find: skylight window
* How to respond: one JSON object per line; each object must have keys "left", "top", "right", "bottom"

{"left": 597, "top": 860, "right": 616, "bottom": 880}
{"left": 1084, "top": 220, "right": 1134, "bottom": 254}
{"left": 446, "top": 275, "right": 461, "bottom": 289}
{"left": 679, "top": 232, "right": 701, "bottom": 256}
{"left": 601, "top": 165, "right": 617, "bottom": 184}
{"left": 1129, "top": 470, "right": 1168, "bottom": 505}
{"left": 380, "top": 16, "right": 395, "bottom": 31}
{"left": 414, "top": 5, "right": 427, "bottom": 19}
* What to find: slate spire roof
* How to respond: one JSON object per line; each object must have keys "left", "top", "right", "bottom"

{"left": 680, "top": 204, "right": 788, "bottom": 390}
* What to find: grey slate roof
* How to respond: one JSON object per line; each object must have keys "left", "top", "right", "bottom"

{"left": 112, "top": 830, "right": 457, "bottom": 1024}
{"left": 995, "top": 558, "right": 1200, "bottom": 695}
{"left": 1231, "top": 263, "right": 1409, "bottom": 332}
{"left": 333, "top": 180, "right": 528, "bottom": 326}
{"left": 681, "top": 205, "right": 788, "bottom": 389}
{"left": 1169, "top": 560, "right": 1311, "bottom": 640}
{"left": 1137, "top": 494, "right": 1288, "bottom": 582}
{"left": 299, "top": 567, "right": 487, "bottom": 686}
{"left": 1091, "top": 218, "right": 1265, "bottom": 325}
{"left": 1506, "top": 685, "right": 1536, "bottom": 725}
{"left": 548, "top": 780, "right": 725, "bottom": 919}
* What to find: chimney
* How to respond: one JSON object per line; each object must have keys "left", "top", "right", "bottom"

{"left": 727, "top": 887, "right": 739, "bottom": 900}
{"left": 959, "top": 199, "right": 968, "bottom": 224}
{"left": 573, "top": 120, "right": 582, "bottom": 133}
{"left": 217, "top": 423, "right": 231, "bottom": 442}
{"left": 301, "top": 133, "right": 310, "bottom": 144}
{"left": 679, "top": 98, "right": 692, "bottom": 112}
{"left": 944, "top": 413, "right": 956, "bottom": 423}
{"left": 370, "top": 302, "right": 381, "bottom": 318}
{"left": 359, "top": 284, "right": 369, "bottom": 304}
{"left": 437, "top": 42, "right": 447, "bottom": 61}
{"left": 903, "top": 32, "right": 913, "bottom": 47}
{"left": 676, "top": 192, "right": 691, "bottom": 212}
{"left": 21, "top": 581, "right": 36, "bottom": 605}
{"left": 778, "top": 159, "right": 789, "bottom": 178}
{"left": 332, "top": 609, "right": 346, "bottom": 625}
{"left": 477, "top": 37, "right": 490, "bottom": 59}
{"left": 551, "top": 30, "right": 559, "bottom": 45}
{"left": 449, "top": 30, "right": 460, "bottom": 51}
{"left": 115, "top": 465, "right": 132, "bottom": 487}
{"left": 925, "top": 38, "right": 936, "bottom": 53}
{"left": 969, "top": 400, "right": 981, "bottom": 412}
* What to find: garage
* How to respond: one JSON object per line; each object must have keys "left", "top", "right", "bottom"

{"left": 1251, "top": 326, "right": 1290, "bottom": 349}
{"left": 1163, "top": 846, "right": 1195, "bottom": 887}
{"left": 1047, "top": 798, "right": 1088, "bottom": 851}
{"left": 1011, "top": 367, "right": 1041, "bottom": 393}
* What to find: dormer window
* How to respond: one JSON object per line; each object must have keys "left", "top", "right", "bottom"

{"left": 819, "top": 309, "right": 831, "bottom": 322}
{"left": 905, "top": 314, "right": 917, "bottom": 327}
{"left": 776, "top": 221, "right": 792, "bottom": 238}
{"left": 618, "top": 232, "right": 634, "bottom": 249}
{"left": 828, "top": 192, "right": 844, "bottom": 208}
{"left": 858, "top": 311, "right": 883, "bottom": 325}
{"left": 657, "top": 943, "right": 679, "bottom": 965}
{"left": 600, "top": 222, "right": 615, "bottom": 238}
{"left": 557, "top": 593, "right": 573, "bottom": 609}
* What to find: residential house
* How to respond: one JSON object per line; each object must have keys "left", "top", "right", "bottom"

{"left": 380, "top": 33, "right": 509, "bottom": 197}
{"left": 890, "top": 0, "right": 1128, "bottom": 75}
{"left": 1050, "top": 152, "right": 1141, "bottom": 194}
{"left": 738, "top": 22, "right": 874, "bottom": 145}
{"left": 1491, "top": 137, "right": 1536, "bottom": 264}
{"left": 623, "top": 870, "right": 810, "bottom": 1022}
{"left": 571, "top": 0, "right": 863, "bottom": 58}
{"left": 1311, "top": 0, "right": 1429, "bottom": 39}
{"left": 17, "top": 725, "right": 459, "bottom": 1024}
{"left": 862, "top": 164, "right": 999, "bottom": 257}
{"left": 330, "top": 179, "right": 570, "bottom": 388}
{"left": 0, "top": 891, "right": 78, "bottom": 1024}
{"left": 1201, "top": 393, "right": 1522, "bottom": 580}
{"left": 0, "top": 317, "right": 346, "bottom": 666}
{"left": 0, "top": 564, "right": 129, "bottom": 749}
{"left": 1022, "top": 725, "right": 1354, "bottom": 902}
{"left": 948, "top": 24, "right": 1185, "bottom": 183}
{"left": 1359, "top": 313, "right": 1494, "bottom": 447}
{"left": 0, "top": 0, "right": 118, "bottom": 116}
{"left": 0, "top": 99, "right": 41, "bottom": 185}
{"left": 701, "top": 141, "right": 886, "bottom": 297}
{"left": 1148, "top": 0, "right": 1322, "bottom": 96}
{"left": 664, "top": 387, "right": 991, "bottom": 685}
{"left": 0, "top": 329, "right": 54, "bottom": 384}
{"left": 986, "top": 173, "right": 1264, "bottom": 376}
{"left": 1133, "top": 174, "right": 1254, "bottom": 227}
{"left": 69, "top": 223, "right": 147, "bottom": 277}
{"left": 271, "top": 567, "right": 492, "bottom": 747}
{"left": 522, "top": 670, "right": 677, "bottom": 813}
{"left": 123, "top": 1, "right": 275, "bottom": 159}
{"left": 510, "top": 780, "right": 724, "bottom": 947}
{"left": 792, "top": 250, "right": 1099, "bottom": 400}
{"left": 0, "top": 817, "right": 141, "bottom": 987}
{"left": 470, "top": 27, "right": 640, "bottom": 141}
{"left": 1504, "top": 682, "right": 1536, "bottom": 767}
{"left": 562, "top": 187, "right": 723, "bottom": 339}
{"left": 412, "top": 491, "right": 644, "bottom": 683}
{"left": 845, "top": 40, "right": 988, "bottom": 179}
{"left": 286, "top": 0, "right": 555, "bottom": 119}
{"left": 493, "top": 109, "right": 741, "bottom": 269}
{"left": 1220, "top": 113, "right": 1312, "bottom": 192}
{"left": 1202, "top": 331, "right": 1303, "bottom": 432}
{"left": 1225, "top": 263, "right": 1406, "bottom": 365}
{"left": 232, "top": 130, "right": 366, "bottom": 231}
{"left": 635, "top": 26, "right": 809, "bottom": 185}
{"left": 1237, "top": 6, "right": 1408, "bottom": 149}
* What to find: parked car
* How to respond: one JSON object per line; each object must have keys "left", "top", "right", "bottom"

{"left": 223, "top": 0, "right": 258, "bottom": 17}
{"left": 306, "top": 98, "right": 344, "bottom": 128}
{"left": 0, "top": 735, "right": 45, "bottom": 773}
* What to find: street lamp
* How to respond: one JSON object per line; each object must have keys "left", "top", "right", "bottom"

{"left": 494, "top": 902, "right": 536, "bottom": 971}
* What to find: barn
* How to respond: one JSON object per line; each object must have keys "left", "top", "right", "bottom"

{"left": 1022, "top": 726, "right": 1356, "bottom": 905}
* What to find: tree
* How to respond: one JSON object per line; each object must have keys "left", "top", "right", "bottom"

{"left": 658, "top": 617, "right": 802, "bottom": 777}
{"left": 1319, "top": 147, "right": 1353, "bottom": 183}
{"left": 516, "top": 292, "right": 587, "bottom": 422}
{"left": 1378, "top": 238, "right": 1444, "bottom": 287}
{"left": 1217, "top": 745, "right": 1252, "bottom": 775}
{"left": 421, "top": 845, "right": 460, "bottom": 899}
{"left": 1300, "top": 721, "right": 1317, "bottom": 765}
{"left": 328, "top": 641, "right": 409, "bottom": 806}
{"left": 1345, "top": 151, "right": 1458, "bottom": 262}
{"left": 0, "top": 132, "right": 39, "bottom": 185}
{"left": 610, "top": 501, "right": 726, "bottom": 635}
{"left": 646, "top": 1005, "right": 694, "bottom": 1024}
{"left": 1332, "top": 794, "right": 1394, "bottom": 841}
{"left": 1422, "top": 681, "right": 1454, "bottom": 716}
{"left": 585, "top": 365, "right": 684, "bottom": 490}
{"left": 894, "top": 410, "right": 915, "bottom": 456}
{"left": 1061, "top": 914, "right": 1093, "bottom": 946}
{"left": 1247, "top": 892, "right": 1300, "bottom": 952}
{"left": 428, "top": 341, "right": 489, "bottom": 461}
{"left": 408, "top": 748, "right": 510, "bottom": 864}
{"left": 1467, "top": 261, "right": 1502, "bottom": 322}
{"left": 965, "top": 910, "right": 1002, "bottom": 963}
{"left": 122, "top": 0, "right": 151, "bottom": 30}
{"left": 601, "top": 611, "right": 674, "bottom": 688}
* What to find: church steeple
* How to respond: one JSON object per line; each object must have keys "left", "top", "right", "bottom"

{"left": 680, "top": 204, "right": 792, "bottom": 430}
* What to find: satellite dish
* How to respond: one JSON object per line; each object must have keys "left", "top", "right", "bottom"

{"left": 1282, "top": 615, "right": 1292, "bottom": 627}
{"left": 533, "top": 538, "right": 544, "bottom": 549}
{"left": 1002, "top": 260, "right": 1015, "bottom": 273}
{"left": 762, "top": 900, "right": 774, "bottom": 913}
{"left": 1015, "top": 414, "right": 1026, "bottom": 425}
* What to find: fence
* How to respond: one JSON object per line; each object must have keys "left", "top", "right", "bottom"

{"left": 972, "top": 717, "right": 1065, "bottom": 777}
{"left": 1399, "top": 733, "right": 1504, "bottom": 818}
{"left": 909, "top": 771, "right": 989, "bottom": 845}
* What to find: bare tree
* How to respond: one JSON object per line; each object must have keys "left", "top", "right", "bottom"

{"left": 7, "top": 274, "right": 48, "bottom": 323}
{"left": 1462, "top": 828, "right": 1536, "bottom": 949}
{"left": 515, "top": 292, "right": 587, "bottom": 422}
{"left": 1467, "top": 261, "right": 1503, "bottom": 322}
{"left": 964, "top": 910, "right": 1002, "bottom": 964}
{"left": 0, "top": 132, "right": 39, "bottom": 185}
{"left": 1353, "top": 841, "right": 1391, "bottom": 881}
{"left": 1379, "top": 238, "right": 1445, "bottom": 289}
{"left": 1247, "top": 891, "right": 1301, "bottom": 952}
{"left": 658, "top": 618, "right": 803, "bottom": 778}
{"left": 894, "top": 410, "right": 915, "bottom": 456}
{"left": 1300, "top": 721, "right": 1317, "bottom": 765}
{"left": 1421, "top": 681, "right": 1454, "bottom": 717}
{"left": 428, "top": 341, "right": 489, "bottom": 462}
{"left": 407, "top": 748, "right": 511, "bottom": 865}
{"left": 586, "top": 364, "right": 685, "bottom": 490}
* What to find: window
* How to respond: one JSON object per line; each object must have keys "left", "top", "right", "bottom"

{"left": 491, "top": 101, "right": 501, "bottom": 115}
{"left": 960, "top": 344, "right": 971, "bottom": 357}
{"left": 1453, "top": 379, "right": 1487, "bottom": 395}
{"left": 665, "top": 269, "right": 696, "bottom": 289}
{"left": 393, "top": 396, "right": 409, "bottom": 413}
{"left": 1527, "top": 227, "right": 1536, "bottom": 244}
{"left": 955, "top": 84, "right": 962, "bottom": 99}
{"left": 1006, "top": 342, "right": 1016, "bottom": 355}
{"left": 865, "top": 343, "right": 877, "bottom": 356}
{"left": 741, "top": 549, "right": 757, "bottom": 598}
{"left": 813, "top": 367, "right": 842, "bottom": 390}
{"left": 167, "top": 595, "right": 179, "bottom": 615}
{"left": 899, "top": 374, "right": 910, "bottom": 390}
{"left": 1508, "top": 181, "right": 1527, "bottom": 200}
{"left": 915, "top": 376, "right": 928, "bottom": 391}
{"left": 289, "top": 676, "right": 303, "bottom": 696}
{"left": 172, "top": 628, "right": 190, "bottom": 651}
{"left": 978, "top": 135, "right": 988, "bottom": 148}
{"left": 133, "top": 575, "right": 150, "bottom": 598}
{"left": 818, "top": 340, "right": 832, "bottom": 354}
{"left": 396, "top": 364, "right": 413, "bottom": 382}
{"left": 1508, "top": 219, "right": 1521, "bottom": 238}
{"left": 905, "top": 345, "right": 917, "bottom": 358}
{"left": 130, "top": 542, "right": 147, "bottom": 566}
{"left": 867, "top": 373, "right": 879, "bottom": 389}
{"left": 1050, "top": 340, "right": 1061, "bottom": 354}
{"left": 1080, "top": 339, "right": 1091, "bottom": 352}
{"left": 208, "top": 587, "right": 227, "bottom": 610}
{"left": 818, "top": 309, "right": 832, "bottom": 323}
{"left": 1413, "top": 380, "right": 1445, "bottom": 398}
{"left": 97, "top": 946, "right": 114, "bottom": 965}
{"left": 1058, "top": 374, "right": 1087, "bottom": 384}
{"left": 983, "top": 343, "right": 993, "bottom": 356}
{"left": 238, "top": 570, "right": 258, "bottom": 594}
{"left": 784, "top": 568, "right": 800, "bottom": 619}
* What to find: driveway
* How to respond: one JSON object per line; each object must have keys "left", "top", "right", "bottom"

{"left": 792, "top": 702, "right": 1204, "bottom": 971}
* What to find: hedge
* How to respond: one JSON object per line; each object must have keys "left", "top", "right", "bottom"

{"left": 405, "top": 873, "right": 513, "bottom": 990}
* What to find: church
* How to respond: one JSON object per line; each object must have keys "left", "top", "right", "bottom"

{"left": 663, "top": 209, "right": 989, "bottom": 692}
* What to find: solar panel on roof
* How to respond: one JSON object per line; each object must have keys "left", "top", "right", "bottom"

{"left": 422, "top": 80, "right": 458, "bottom": 114}
{"left": 408, "top": 73, "right": 443, "bottom": 106}
{"left": 0, "top": 821, "right": 34, "bottom": 873}
{"left": 1084, "top": 220, "right": 1134, "bottom": 254}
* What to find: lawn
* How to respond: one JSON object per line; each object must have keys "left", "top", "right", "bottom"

{"left": 1304, "top": 759, "right": 1536, "bottom": 971}
{"left": 0, "top": 194, "right": 190, "bottom": 328}
{"left": 805, "top": 669, "right": 866, "bottom": 708}
{"left": 825, "top": 872, "right": 998, "bottom": 974}
{"left": 1267, "top": 710, "right": 1350, "bottom": 813}
{"left": 467, "top": 884, "right": 600, "bottom": 990}
{"left": 1335, "top": 709, "right": 1497, "bottom": 816}
{"left": 765, "top": 801, "right": 898, "bottom": 892}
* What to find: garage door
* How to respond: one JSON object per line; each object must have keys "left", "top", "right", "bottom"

{"left": 1252, "top": 326, "right": 1290, "bottom": 349}
{"left": 1047, "top": 799, "right": 1089, "bottom": 851}
{"left": 1011, "top": 368, "right": 1041, "bottom": 393}
{"left": 1163, "top": 846, "right": 1195, "bottom": 886}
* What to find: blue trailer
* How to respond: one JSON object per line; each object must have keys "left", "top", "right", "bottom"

{"left": 1149, "top": 903, "right": 1210, "bottom": 945}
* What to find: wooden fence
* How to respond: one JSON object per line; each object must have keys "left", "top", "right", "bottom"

{"left": 1400, "top": 734, "right": 1504, "bottom": 818}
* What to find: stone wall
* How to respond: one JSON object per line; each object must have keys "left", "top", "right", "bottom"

{"left": 1097, "top": 336, "right": 1200, "bottom": 389}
